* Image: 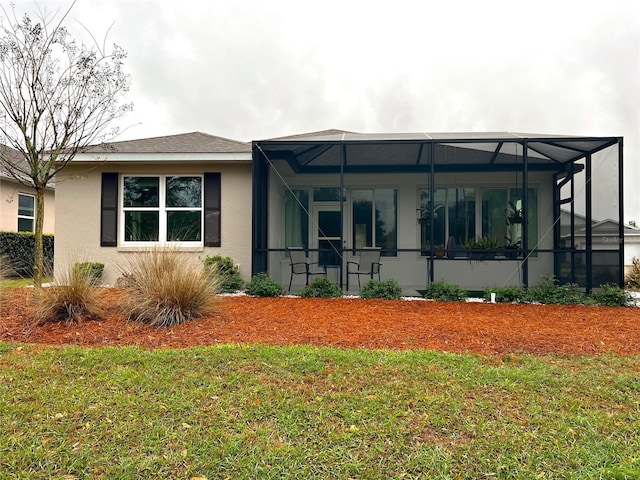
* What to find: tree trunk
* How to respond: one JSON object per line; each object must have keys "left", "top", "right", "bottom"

{"left": 33, "top": 186, "right": 45, "bottom": 289}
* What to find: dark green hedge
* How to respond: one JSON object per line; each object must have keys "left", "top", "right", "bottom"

{"left": 0, "top": 232, "right": 54, "bottom": 277}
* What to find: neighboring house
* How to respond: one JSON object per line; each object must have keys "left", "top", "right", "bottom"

{"left": 560, "top": 209, "right": 640, "bottom": 280}
{"left": 54, "top": 132, "right": 252, "bottom": 285}
{"left": 252, "top": 131, "right": 624, "bottom": 292}
{"left": 0, "top": 144, "right": 55, "bottom": 234}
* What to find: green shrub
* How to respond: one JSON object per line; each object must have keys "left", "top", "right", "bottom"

{"left": 0, "top": 254, "right": 12, "bottom": 301}
{"left": 34, "top": 264, "right": 104, "bottom": 324}
{"left": 203, "top": 255, "right": 245, "bottom": 293}
{"left": 73, "top": 262, "right": 104, "bottom": 286}
{"left": 360, "top": 279, "right": 403, "bottom": 300}
{"left": 423, "top": 280, "right": 467, "bottom": 302}
{"left": 590, "top": 283, "right": 634, "bottom": 307}
{"left": 245, "top": 272, "right": 283, "bottom": 297}
{"left": 118, "top": 247, "right": 220, "bottom": 327}
{"left": 483, "top": 285, "right": 525, "bottom": 303}
{"left": 524, "top": 276, "right": 585, "bottom": 305}
{"left": 485, "top": 278, "right": 633, "bottom": 306}
{"left": 0, "top": 231, "right": 54, "bottom": 277}
{"left": 300, "top": 277, "right": 342, "bottom": 298}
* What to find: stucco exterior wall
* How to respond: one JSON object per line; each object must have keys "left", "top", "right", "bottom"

{"left": 266, "top": 163, "right": 556, "bottom": 291}
{"left": 0, "top": 177, "right": 55, "bottom": 233}
{"left": 54, "top": 162, "right": 252, "bottom": 285}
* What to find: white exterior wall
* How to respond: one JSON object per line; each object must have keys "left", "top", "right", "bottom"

{"left": 267, "top": 160, "right": 556, "bottom": 291}
{"left": 55, "top": 162, "right": 252, "bottom": 285}
{"left": 0, "top": 177, "right": 55, "bottom": 233}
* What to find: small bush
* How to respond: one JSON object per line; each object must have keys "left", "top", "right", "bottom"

{"left": 300, "top": 277, "right": 342, "bottom": 298}
{"left": 245, "top": 272, "right": 283, "bottom": 297}
{"left": 33, "top": 265, "right": 104, "bottom": 324}
{"left": 118, "top": 247, "right": 220, "bottom": 327}
{"left": 203, "top": 255, "right": 244, "bottom": 293}
{"left": 423, "top": 280, "right": 467, "bottom": 302}
{"left": 483, "top": 286, "right": 525, "bottom": 303}
{"left": 360, "top": 279, "right": 403, "bottom": 300}
{"left": 73, "top": 262, "right": 104, "bottom": 286}
{"left": 591, "top": 283, "right": 634, "bottom": 307}
{"left": 524, "top": 276, "right": 585, "bottom": 305}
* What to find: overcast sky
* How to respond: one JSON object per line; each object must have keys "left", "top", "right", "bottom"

{"left": 7, "top": 0, "right": 640, "bottom": 220}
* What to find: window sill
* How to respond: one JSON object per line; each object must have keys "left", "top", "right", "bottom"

{"left": 117, "top": 244, "right": 204, "bottom": 253}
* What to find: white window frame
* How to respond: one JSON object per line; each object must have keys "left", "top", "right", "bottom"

{"left": 120, "top": 174, "right": 204, "bottom": 246}
{"left": 17, "top": 193, "right": 35, "bottom": 232}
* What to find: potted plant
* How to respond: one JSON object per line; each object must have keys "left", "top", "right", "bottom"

{"left": 434, "top": 245, "right": 446, "bottom": 258}
{"left": 463, "top": 236, "right": 498, "bottom": 261}
{"left": 417, "top": 204, "right": 443, "bottom": 225}
{"left": 506, "top": 201, "right": 523, "bottom": 225}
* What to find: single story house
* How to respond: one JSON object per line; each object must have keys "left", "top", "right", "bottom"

{"left": 54, "top": 132, "right": 253, "bottom": 285}
{"left": 54, "top": 130, "right": 625, "bottom": 293}
{"left": 0, "top": 144, "right": 55, "bottom": 234}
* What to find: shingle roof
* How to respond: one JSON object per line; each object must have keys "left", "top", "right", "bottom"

{"left": 0, "top": 144, "right": 27, "bottom": 180}
{"left": 85, "top": 131, "right": 251, "bottom": 154}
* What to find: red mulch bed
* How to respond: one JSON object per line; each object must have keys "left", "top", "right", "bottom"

{"left": 1, "top": 288, "right": 639, "bottom": 355}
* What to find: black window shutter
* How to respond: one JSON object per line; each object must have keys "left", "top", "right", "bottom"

{"left": 204, "top": 172, "right": 221, "bottom": 247}
{"left": 100, "top": 172, "right": 118, "bottom": 246}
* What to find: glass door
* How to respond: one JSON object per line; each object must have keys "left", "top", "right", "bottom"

{"left": 312, "top": 205, "right": 342, "bottom": 267}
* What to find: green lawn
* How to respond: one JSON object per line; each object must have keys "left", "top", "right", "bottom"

{"left": 1, "top": 342, "right": 639, "bottom": 479}
{"left": 0, "top": 278, "right": 52, "bottom": 289}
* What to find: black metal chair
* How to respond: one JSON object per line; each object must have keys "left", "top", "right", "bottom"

{"left": 287, "top": 247, "right": 327, "bottom": 290}
{"left": 347, "top": 248, "right": 382, "bottom": 289}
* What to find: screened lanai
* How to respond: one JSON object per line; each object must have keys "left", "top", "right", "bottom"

{"left": 252, "top": 131, "right": 623, "bottom": 293}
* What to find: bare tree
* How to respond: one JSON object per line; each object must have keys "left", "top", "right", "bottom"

{"left": 0, "top": 2, "right": 132, "bottom": 287}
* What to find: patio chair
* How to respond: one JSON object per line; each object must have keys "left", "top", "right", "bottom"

{"left": 347, "top": 248, "right": 382, "bottom": 289}
{"left": 287, "top": 247, "right": 327, "bottom": 290}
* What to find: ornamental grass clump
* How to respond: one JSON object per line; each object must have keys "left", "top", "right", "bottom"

{"left": 118, "top": 247, "right": 220, "bottom": 327}
{"left": 33, "top": 263, "right": 104, "bottom": 324}
{"left": 626, "top": 256, "right": 640, "bottom": 290}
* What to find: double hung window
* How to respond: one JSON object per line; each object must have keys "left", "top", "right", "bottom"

{"left": 17, "top": 193, "right": 35, "bottom": 232}
{"left": 122, "top": 176, "right": 202, "bottom": 243}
